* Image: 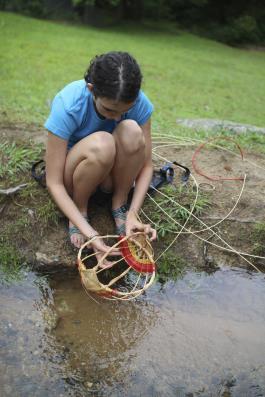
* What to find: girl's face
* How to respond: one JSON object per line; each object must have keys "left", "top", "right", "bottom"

{"left": 94, "top": 96, "right": 135, "bottom": 121}
{"left": 87, "top": 82, "right": 135, "bottom": 121}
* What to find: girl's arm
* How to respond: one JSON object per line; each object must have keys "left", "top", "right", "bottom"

{"left": 45, "top": 132, "right": 98, "bottom": 238}
{"left": 129, "top": 118, "right": 153, "bottom": 213}
{"left": 126, "top": 119, "right": 156, "bottom": 239}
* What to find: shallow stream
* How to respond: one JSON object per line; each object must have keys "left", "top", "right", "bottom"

{"left": 0, "top": 266, "right": 265, "bottom": 396}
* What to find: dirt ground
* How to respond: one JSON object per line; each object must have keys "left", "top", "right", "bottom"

{"left": 1, "top": 124, "right": 265, "bottom": 272}
{"left": 152, "top": 142, "right": 265, "bottom": 270}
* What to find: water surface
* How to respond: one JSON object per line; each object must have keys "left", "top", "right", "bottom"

{"left": 0, "top": 266, "right": 264, "bottom": 396}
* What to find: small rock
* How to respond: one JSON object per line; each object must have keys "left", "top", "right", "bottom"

{"left": 35, "top": 252, "right": 60, "bottom": 264}
{"left": 28, "top": 209, "right": 35, "bottom": 218}
{"left": 176, "top": 118, "right": 265, "bottom": 135}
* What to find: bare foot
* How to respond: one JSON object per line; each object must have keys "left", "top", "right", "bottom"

{"left": 69, "top": 214, "right": 89, "bottom": 248}
{"left": 69, "top": 223, "right": 86, "bottom": 248}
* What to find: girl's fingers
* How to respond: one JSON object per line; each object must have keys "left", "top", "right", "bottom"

{"left": 144, "top": 224, "right": 151, "bottom": 234}
{"left": 149, "top": 228, "right": 157, "bottom": 241}
{"left": 96, "top": 253, "right": 116, "bottom": 269}
{"left": 92, "top": 239, "right": 121, "bottom": 256}
{"left": 96, "top": 255, "right": 115, "bottom": 269}
{"left": 127, "top": 222, "right": 157, "bottom": 241}
{"left": 143, "top": 224, "right": 157, "bottom": 241}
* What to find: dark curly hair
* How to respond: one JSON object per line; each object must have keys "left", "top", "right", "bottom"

{"left": 84, "top": 51, "right": 142, "bottom": 103}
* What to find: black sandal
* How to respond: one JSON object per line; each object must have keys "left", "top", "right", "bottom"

{"left": 149, "top": 161, "right": 190, "bottom": 192}
{"left": 31, "top": 160, "right": 46, "bottom": 188}
{"left": 112, "top": 204, "right": 128, "bottom": 236}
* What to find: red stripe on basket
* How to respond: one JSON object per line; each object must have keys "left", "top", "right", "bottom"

{"left": 118, "top": 237, "right": 155, "bottom": 273}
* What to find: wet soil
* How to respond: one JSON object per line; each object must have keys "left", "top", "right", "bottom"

{"left": 0, "top": 124, "right": 264, "bottom": 271}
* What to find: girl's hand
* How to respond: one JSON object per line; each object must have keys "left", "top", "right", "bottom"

{"left": 126, "top": 211, "right": 157, "bottom": 241}
{"left": 89, "top": 235, "right": 121, "bottom": 269}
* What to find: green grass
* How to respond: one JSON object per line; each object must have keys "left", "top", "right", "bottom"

{"left": 143, "top": 184, "right": 211, "bottom": 238}
{"left": 1, "top": 11, "right": 265, "bottom": 132}
{"left": 156, "top": 251, "right": 187, "bottom": 283}
{"left": 0, "top": 140, "right": 42, "bottom": 180}
{"left": 0, "top": 138, "right": 61, "bottom": 278}
{"left": 0, "top": 140, "right": 47, "bottom": 235}
{"left": 251, "top": 223, "right": 265, "bottom": 256}
{"left": 0, "top": 12, "right": 264, "bottom": 280}
{"left": 0, "top": 241, "right": 28, "bottom": 283}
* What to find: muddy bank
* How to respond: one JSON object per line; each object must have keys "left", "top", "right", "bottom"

{"left": 0, "top": 124, "right": 264, "bottom": 274}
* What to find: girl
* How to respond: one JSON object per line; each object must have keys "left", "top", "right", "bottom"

{"left": 45, "top": 51, "right": 156, "bottom": 264}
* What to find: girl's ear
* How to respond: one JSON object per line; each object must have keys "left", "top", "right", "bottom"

{"left": 87, "top": 83, "right": 93, "bottom": 92}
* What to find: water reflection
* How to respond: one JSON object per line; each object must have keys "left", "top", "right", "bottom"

{"left": 0, "top": 273, "right": 71, "bottom": 397}
{"left": 48, "top": 273, "right": 159, "bottom": 390}
{"left": 0, "top": 267, "right": 265, "bottom": 396}
{"left": 135, "top": 269, "right": 265, "bottom": 396}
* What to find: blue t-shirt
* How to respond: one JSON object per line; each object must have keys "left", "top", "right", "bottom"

{"left": 44, "top": 80, "right": 154, "bottom": 149}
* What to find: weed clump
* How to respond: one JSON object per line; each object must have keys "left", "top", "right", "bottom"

{"left": 0, "top": 140, "right": 42, "bottom": 182}
{"left": 0, "top": 240, "right": 27, "bottom": 283}
{"left": 252, "top": 223, "right": 265, "bottom": 256}
{"left": 143, "top": 183, "right": 211, "bottom": 238}
{"left": 0, "top": 139, "right": 62, "bottom": 278}
{"left": 157, "top": 252, "right": 187, "bottom": 283}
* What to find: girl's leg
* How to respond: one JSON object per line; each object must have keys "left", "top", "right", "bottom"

{"left": 64, "top": 131, "right": 116, "bottom": 247}
{"left": 110, "top": 120, "right": 146, "bottom": 232}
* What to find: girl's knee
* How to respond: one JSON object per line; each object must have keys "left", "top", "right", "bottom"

{"left": 115, "top": 119, "right": 145, "bottom": 154}
{"left": 83, "top": 132, "right": 116, "bottom": 166}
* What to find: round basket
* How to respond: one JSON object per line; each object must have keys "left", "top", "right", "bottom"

{"left": 77, "top": 233, "right": 156, "bottom": 301}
